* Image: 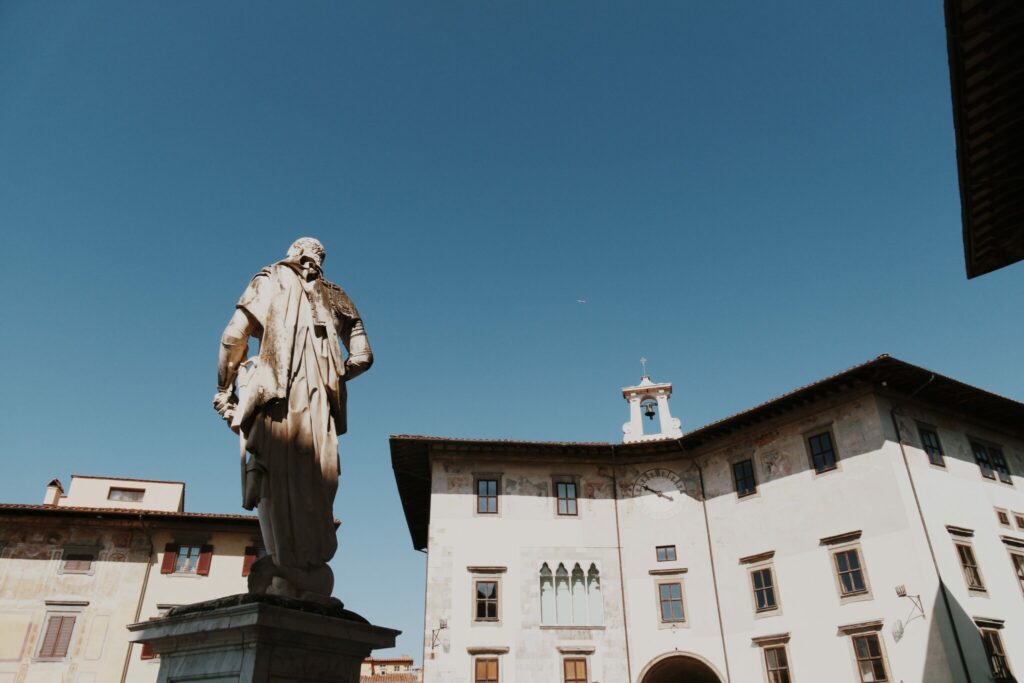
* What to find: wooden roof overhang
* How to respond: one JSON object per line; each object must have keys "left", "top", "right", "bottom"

{"left": 945, "top": 0, "right": 1024, "bottom": 278}
{"left": 391, "top": 355, "right": 1024, "bottom": 550}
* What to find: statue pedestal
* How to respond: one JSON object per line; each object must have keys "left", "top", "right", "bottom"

{"left": 128, "top": 593, "right": 400, "bottom": 683}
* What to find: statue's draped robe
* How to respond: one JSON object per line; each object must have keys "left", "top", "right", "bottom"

{"left": 233, "top": 262, "right": 362, "bottom": 570}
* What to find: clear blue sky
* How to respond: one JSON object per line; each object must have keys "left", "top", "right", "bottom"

{"left": 1, "top": 0, "right": 1021, "bottom": 661}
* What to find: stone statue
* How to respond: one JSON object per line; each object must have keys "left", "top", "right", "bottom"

{"left": 213, "top": 237, "right": 372, "bottom": 603}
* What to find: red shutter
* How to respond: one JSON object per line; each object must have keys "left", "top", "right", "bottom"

{"left": 140, "top": 642, "right": 155, "bottom": 660}
{"left": 196, "top": 545, "right": 214, "bottom": 576}
{"left": 160, "top": 543, "right": 179, "bottom": 574}
{"left": 241, "top": 546, "right": 256, "bottom": 577}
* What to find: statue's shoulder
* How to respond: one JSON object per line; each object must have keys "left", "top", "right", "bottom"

{"left": 320, "top": 278, "right": 360, "bottom": 320}
{"left": 248, "top": 265, "right": 276, "bottom": 283}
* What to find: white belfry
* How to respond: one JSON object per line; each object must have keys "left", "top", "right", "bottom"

{"left": 621, "top": 370, "right": 682, "bottom": 443}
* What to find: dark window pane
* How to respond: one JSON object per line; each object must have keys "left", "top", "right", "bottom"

{"left": 973, "top": 443, "right": 995, "bottom": 479}
{"left": 733, "top": 459, "right": 757, "bottom": 496}
{"left": 918, "top": 428, "right": 944, "bottom": 466}
{"left": 991, "top": 449, "right": 1013, "bottom": 484}
{"left": 658, "top": 582, "right": 684, "bottom": 622}
{"left": 477, "top": 480, "right": 498, "bottom": 514}
{"left": 556, "top": 481, "right": 578, "bottom": 516}
{"left": 809, "top": 432, "right": 837, "bottom": 472}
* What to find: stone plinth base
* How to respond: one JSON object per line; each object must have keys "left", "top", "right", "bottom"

{"left": 128, "top": 593, "right": 400, "bottom": 683}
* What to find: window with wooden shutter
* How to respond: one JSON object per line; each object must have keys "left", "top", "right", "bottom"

{"left": 564, "top": 658, "right": 588, "bottom": 683}
{"left": 196, "top": 545, "right": 214, "bottom": 576}
{"left": 37, "top": 614, "right": 76, "bottom": 659}
{"left": 160, "top": 543, "right": 179, "bottom": 574}
{"left": 140, "top": 641, "right": 155, "bottom": 660}
{"left": 242, "top": 546, "right": 257, "bottom": 577}
{"left": 474, "top": 658, "right": 498, "bottom": 683}
{"left": 62, "top": 552, "right": 94, "bottom": 574}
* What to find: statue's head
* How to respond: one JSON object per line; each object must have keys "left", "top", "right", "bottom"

{"left": 287, "top": 237, "right": 326, "bottom": 267}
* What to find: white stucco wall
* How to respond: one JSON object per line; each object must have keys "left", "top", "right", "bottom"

{"left": 58, "top": 477, "right": 185, "bottom": 512}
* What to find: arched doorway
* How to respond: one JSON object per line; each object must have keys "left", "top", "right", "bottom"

{"left": 638, "top": 653, "right": 724, "bottom": 683}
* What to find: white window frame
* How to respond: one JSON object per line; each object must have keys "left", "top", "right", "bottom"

{"left": 951, "top": 536, "right": 987, "bottom": 594}
{"left": 748, "top": 561, "right": 782, "bottom": 617}
{"left": 468, "top": 569, "right": 501, "bottom": 626}
{"left": 752, "top": 633, "right": 792, "bottom": 683}
{"left": 821, "top": 532, "right": 872, "bottom": 604}
{"left": 655, "top": 578, "right": 687, "bottom": 627}
{"left": 34, "top": 601, "right": 87, "bottom": 662}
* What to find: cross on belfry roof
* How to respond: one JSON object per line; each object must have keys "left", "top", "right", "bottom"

{"left": 640, "top": 357, "right": 648, "bottom": 378}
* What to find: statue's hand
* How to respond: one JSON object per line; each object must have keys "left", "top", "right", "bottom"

{"left": 213, "top": 390, "right": 237, "bottom": 422}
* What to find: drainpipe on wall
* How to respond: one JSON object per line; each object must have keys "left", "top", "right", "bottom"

{"left": 121, "top": 515, "right": 155, "bottom": 683}
{"left": 610, "top": 444, "right": 634, "bottom": 682}
{"left": 886, "top": 377, "right": 973, "bottom": 683}
{"left": 680, "top": 440, "right": 732, "bottom": 683}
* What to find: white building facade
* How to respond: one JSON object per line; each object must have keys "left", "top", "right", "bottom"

{"left": 391, "top": 355, "right": 1024, "bottom": 683}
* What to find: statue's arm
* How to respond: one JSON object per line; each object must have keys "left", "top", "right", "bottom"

{"left": 214, "top": 308, "right": 255, "bottom": 416}
{"left": 340, "top": 319, "right": 373, "bottom": 381}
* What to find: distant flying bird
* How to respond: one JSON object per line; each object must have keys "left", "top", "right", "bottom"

{"left": 576, "top": 299, "right": 587, "bottom": 304}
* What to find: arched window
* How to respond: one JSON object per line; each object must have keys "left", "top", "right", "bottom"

{"left": 539, "top": 563, "right": 603, "bottom": 626}
{"left": 571, "top": 564, "right": 587, "bottom": 624}
{"left": 555, "top": 563, "right": 571, "bottom": 625}
{"left": 587, "top": 564, "right": 603, "bottom": 624}
{"left": 539, "top": 563, "right": 554, "bottom": 624}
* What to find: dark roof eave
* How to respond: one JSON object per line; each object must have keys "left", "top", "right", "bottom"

{"left": 945, "top": 0, "right": 1024, "bottom": 278}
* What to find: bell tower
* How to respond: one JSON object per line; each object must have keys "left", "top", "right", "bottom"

{"left": 622, "top": 359, "right": 682, "bottom": 443}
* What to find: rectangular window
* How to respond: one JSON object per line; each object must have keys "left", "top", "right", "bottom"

{"left": 474, "top": 658, "right": 499, "bottom": 683}
{"left": 37, "top": 614, "right": 76, "bottom": 659}
{"left": 996, "top": 509, "right": 1011, "bottom": 527}
{"left": 751, "top": 567, "right": 778, "bottom": 612}
{"left": 658, "top": 582, "right": 685, "bottom": 622}
{"left": 972, "top": 442, "right": 996, "bottom": 480}
{"left": 474, "top": 580, "right": 498, "bottom": 621}
{"left": 763, "top": 646, "right": 791, "bottom": 683}
{"left": 1010, "top": 552, "right": 1024, "bottom": 596}
{"left": 981, "top": 629, "right": 1013, "bottom": 680}
{"left": 175, "top": 546, "right": 202, "bottom": 574}
{"left": 564, "top": 658, "right": 588, "bottom": 683}
{"left": 1016, "top": 513, "right": 1024, "bottom": 530}
{"left": 991, "top": 447, "right": 1013, "bottom": 484}
{"left": 556, "top": 482, "right": 578, "bottom": 516}
{"left": 852, "top": 634, "right": 889, "bottom": 682}
{"left": 477, "top": 479, "right": 498, "bottom": 514}
{"left": 833, "top": 548, "right": 867, "bottom": 596}
{"left": 656, "top": 545, "right": 677, "bottom": 562}
{"left": 955, "top": 542, "right": 985, "bottom": 590}
{"left": 807, "top": 430, "right": 838, "bottom": 473}
{"left": 918, "top": 427, "right": 945, "bottom": 466}
{"left": 61, "top": 552, "right": 94, "bottom": 574}
{"left": 732, "top": 459, "right": 757, "bottom": 497}
{"left": 108, "top": 487, "right": 145, "bottom": 502}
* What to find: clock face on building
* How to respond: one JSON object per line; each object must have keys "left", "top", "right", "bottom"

{"left": 631, "top": 468, "right": 685, "bottom": 518}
